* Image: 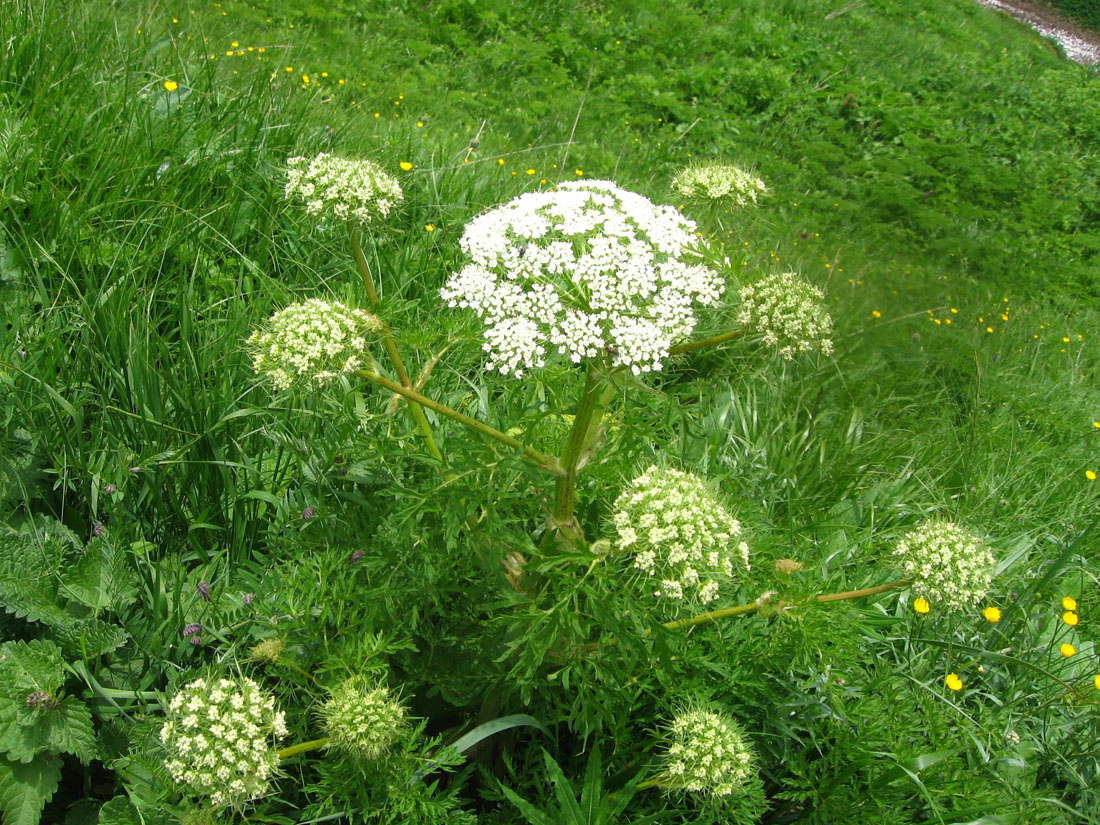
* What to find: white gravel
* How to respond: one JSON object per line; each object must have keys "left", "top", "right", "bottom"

{"left": 975, "top": 0, "right": 1100, "bottom": 65}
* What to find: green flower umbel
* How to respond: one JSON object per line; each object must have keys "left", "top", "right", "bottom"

{"left": 893, "top": 519, "right": 995, "bottom": 612}
{"left": 159, "top": 676, "right": 288, "bottom": 808}
{"left": 320, "top": 676, "right": 407, "bottom": 759}
{"left": 613, "top": 466, "right": 747, "bottom": 604}
{"left": 247, "top": 298, "right": 383, "bottom": 390}
{"left": 663, "top": 709, "right": 757, "bottom": 797}
{"left": 671, "top": 164, "right": 767, "bottom": 209}
{"left": 285, "top": 153, "right": 403, "bottom": 225}
{"left": 736, "top": 272, "right": 834, "bottom": 359}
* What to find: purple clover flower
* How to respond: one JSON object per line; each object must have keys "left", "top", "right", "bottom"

{"left": 243, "top": 592, "right": 255, "bottom": 605}
{"left": 182, "top": 623, "right": 202, "bottom": 638}
{"left": 350, "top": 549, "right": 365, "bottom": 563}
{"left": 302, "top": 506, "right": 315, "bottom": 520}
{"left": 93, "top": 523, "right": 105, "bottom": 537}
{"left": 188, "top": 635, "right": 202, "bottom": 646}
{"left": 197, "top": 581, "right": 211, "bottom": 601}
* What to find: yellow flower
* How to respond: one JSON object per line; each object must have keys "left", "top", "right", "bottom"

{"left": 399, "top": 161, "right": 413, "bottom": 171}
{"left": 1063, "top": 337, "right": 1070, "bottom": 343}
{"left": 986, "top": 327, "right": 994, "bottom": 333}
{"left": 914, "top": 597, "right": 931, "bottom": 614}
{"left": 424, "top": 224, "right": 435, "bottom": 232}
{"left": 871, "top": 310, "right": 881, "bottom": 318}
{"left": 1093, "top": 421, "right": 1100, "bottom": 429}
{"left": 983, "top": 606, "right": 1001, "bottom": 623}
{"left": 1087, "top": 470, "right": 1097, "bottom": 481}
{"left": 950, "top": 308, "right": 958, "bottom": 314}
{"left": 1063, "top": 611, "right": 1079, "bottom": 626}
{"left": 497, "top": 158, "right": 505, "bottom": 165}
{"left": 575, "top": 168, "right": 584, "bottom": 176}
{"left": 526, "top": 168, "right": 535, "bottom": 175}
{"left": 945, "top": 673, "right": 963, "bottom": 691}
{"left": 1094, "top": 674, "right": 1100, "bottom": 690}
{"left": 302, "top": 75, "right": 309, "bottom": 84}
{"left": 285, "top": 66, "right": 293, "bottom": 73}
{"left": 231, "top": 41, "right": 239, "bottom": 47}
{"left": 1060, "top": 643, "right": 1076, "bottom": 658}
{"left": 1063, "top": 596, "right": 1077, "bottom": 611}
{"left": 163, "top": 80, "right": 179, "bottom": 92}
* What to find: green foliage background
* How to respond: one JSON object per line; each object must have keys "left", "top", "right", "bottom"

{"left": 0, "top": 0, "right": 1099, "bottom": 823}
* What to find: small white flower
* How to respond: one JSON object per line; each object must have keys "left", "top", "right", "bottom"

{"left": 893, "top": 520, "right": 994, "bottom": 612}
{"left": 247, "top": 298, "right": 383, "bottom": 391}
{"left": 441, "top": 180, "right": 722, "bottom": 376}
{"left": 285, "top": 153, "right": 403, "bottom": 225}
{"left": 737, "top": 272, "right": 834, "bottom": 359}
{"left": 159, "top": 675, "right": 286, "bottom": 809}
{"left": 614, "top": 466, "right": 746, "bottom": 606}
{"left": 671, "top": 164, "right": 767, "bottom": 208}
{"left": 320, "top": 676, "right": 407, "bottom": 759}
{"left": 663, "top": 709, "right": 757, "bottom": 797}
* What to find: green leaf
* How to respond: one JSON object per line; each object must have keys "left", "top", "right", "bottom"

{"left": 542, "top": 749, "right": 585, "bottom": 825}
{"left": 52, "top": 618, "right": 129, "bottom": 661}
{"left": 0, "top": 640, "right": 64, "bottom": 695}
{"left": 45, "top": 697, "right": 96, "bottom": 765}
{"left": 97, "top": 796, "right": 141, "bottom": 825}
{"left": 0, "top": 579, "right": 70, "bottom": 627}
{"left": 0, "top": 752, "right": 62, "bottom": 825}
{"left": 60, "top": 536, "right": 137, "bottom": 612}
{"left": 500, "top": 784, "right": 557, "bottom": 825}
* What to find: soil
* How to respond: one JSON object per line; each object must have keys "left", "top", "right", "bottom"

{"left": 973, "top": 0, "right": 1100, "bottom": 64}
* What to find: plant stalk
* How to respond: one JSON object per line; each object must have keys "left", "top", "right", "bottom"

{"left": 277, "top": 737, "right": 330, "bottom": 760}
{"left": 669, "top": 328, "right": 748, "bottom": 356}
{"left": 354, "top": 370, "right": 563, "bottom": 474}
{"left": 550, "top": 366, "right": 606, "bottom": 540}
{"left": 347, "top": 222, "right": 442, "bottom": 460}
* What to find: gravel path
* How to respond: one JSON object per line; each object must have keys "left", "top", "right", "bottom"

{"left": 974, "top": 0, "right": 1100, "bottom": 64}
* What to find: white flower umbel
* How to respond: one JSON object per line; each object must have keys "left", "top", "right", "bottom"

{"left": 613, "top": 466, "right": 746, "bottom": 604}
{"left": 320, "top": 676, "right": 407, "bottom": 759}
{"left": 285, "top": 153, "right": 403, "bottom": 225}
{"left": 663, "top": 709, "right": 757, "bottom": 797}
{"left": 247, "top": 298, "right": 383, "bottom": 390}
{"left": 736, "top": 272, "right": 834, "bottom": 359}
{"left": 159, "top": 676, "right": 287, "bottom": 808}
{"left": 893, "top": 520, "right": 995, "bottom": 612}
{"left": 440, "top": 180, "right": 723, "bottom": 376}
{"left": 671, "top": 164, "right": 767, "bottom": 209}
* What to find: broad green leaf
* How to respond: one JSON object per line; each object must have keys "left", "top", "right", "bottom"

{"left": 542, "top": 749, "right": 584, "bottom": 825}
{"left": 0, "top": 752, "right": 61, "bottom": 825}
{"left": 53, "top": 618, "right": 130, "bottom": 661}
{"left": 0, "top": 640, "right": 64, "bottom": 695}
{"left": 97, "top": 796, "right": 141, "bottom": 825}
{"left": 60, "top": 537, "right": 137, "bottom": 611}
{"left": 45, "top": 697, "right": 96, "bottom": 765}
{"left": 0, "top": 579, "right": 69, "bottom": 627}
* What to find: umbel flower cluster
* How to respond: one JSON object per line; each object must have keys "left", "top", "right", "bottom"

{"left": 320, "top": 676, "right": 407, "bottom": 758}
{"left": 440, "top": 180, "right": 724, "bottom": 376}
{"left": 736, "top": 271, "right": 835, "bottom": 360}
{"left": 663, "top": 709, "right": 757, "bottom": 797}
{"left": 159, "top": 675, "right": 288, "bottom": 808}
{"left": 247, "top": 298, "right": 383, "bottom": 390}
{"left": 893, "top": 519, "right": 995, "bottom": 612}
{"left": 671, "top": 164, "right": 767, "bottom": 208}
{"left": 613, "top": 466, "right": 747, "bottom": 603}
{"left": 285, "top": 153, "right": 403, "bottom": 225}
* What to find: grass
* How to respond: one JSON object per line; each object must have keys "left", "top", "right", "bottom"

{"left": 1, "top": 0, "right": 1099, "bottom": 823}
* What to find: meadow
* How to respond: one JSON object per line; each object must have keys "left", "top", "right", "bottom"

{"left": 1, "top": 0, "right": 1099, "bottom": 823}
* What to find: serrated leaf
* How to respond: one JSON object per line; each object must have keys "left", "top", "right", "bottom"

{"left": 0, "top": 752, "right": 62, "bottom": 825}
{"left": 52, "top": 618, "right": 129, "bottom": 661}
{"left": 96, "top": 796, "right": 140, "bottom": 825}
{"left": 60, "top": 537, "right": 137, "bottom": 612}
{"left": 0, "top": 640, "right": 64, "bottom": 695}
{"left": 0, "top": 696, "right": 49, "bottom": 763}
{"left": 0, "top": 696, "right": 96, "bottom": 764}
{"left": 0, "top": 517, "right": 81, "bottom": 586}
{"left": 46, "top": 697, "right": 96, "bottom": 765}
{"left": 0, "top": 579, "right": 69, "bottom": 628}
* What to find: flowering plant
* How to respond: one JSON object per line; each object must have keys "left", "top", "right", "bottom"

{"left": 285, "top": 153, "right": 403, "bottom": 225}
{"left": 736, "top": 271, "right": 835, "bottom": 360}
{"left": 159, "top": 675, "right": 288, "bottom": 808}
{"left": 320, "top": 676, "right": 407, "bottom": 758}
{"left": 441, "top": 180, "right": 724, "bottom": 376}
{"left": 671, "top": 163, "right": 767, "bottom": 208}
{"left": 661, "top": 708, "right": 758, "bottom": 797}
{"left": 892, "top": 519, "right": 995, "bottom": 612}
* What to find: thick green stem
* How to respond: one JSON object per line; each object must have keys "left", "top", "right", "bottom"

{"left": 668, "top": 328, "right": 748, "bottom": 356}
{"left": 550, "top": 366, "right": 606, "bottom": 539}
{"left": 347, "top": 222, "right": 442, "bottom": 461}
{"left": 277, "top": 737, "right": 330, "bottom": 760}
{"left": 354, "top": 370, "right": 563, "bottom": 475}
{"left": 635, "top": 775, "right": 667, "bottom": 792}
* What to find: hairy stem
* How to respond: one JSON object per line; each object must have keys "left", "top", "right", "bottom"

{"left": 277, "top": 737, "right": 330, "bottom": 760}
{"left": 347, "top": 222, "right": 442, "bottom": 460}
{"left": 354, "top": 370, "right": 563, "bottom": 475}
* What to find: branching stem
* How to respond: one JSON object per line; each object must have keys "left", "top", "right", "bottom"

{"left": 277, "top": 737, "right": 330, "bottom": 760}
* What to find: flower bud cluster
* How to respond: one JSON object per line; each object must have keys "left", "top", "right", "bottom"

{"left": 663, "top": 709, "right": 757, "bottom": 797}
{"left": 613, "top": 466, "right": 747, "bottom": 603}
{"left": 285, "top": 153, "right": 403, "bottom": 225}
{"left": 320, "top": 676, "right": 406, "bottom": 759}
{"left": 893, "top": 519, "right": 995, "bottom": 612}
{"left": 247, "top": 298, "right": 382, "bottom": 390}
{"left": 159, "top": 675, "right": 288, "bottom": 808}
{"left": 736, "top": 272, "right": 834, "bottom": 359}
{"left": 671, "top": 164, "right": 767, "bottom": 208}
{"left": 441, "top": 180, "right": 723, "bottom": 376}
